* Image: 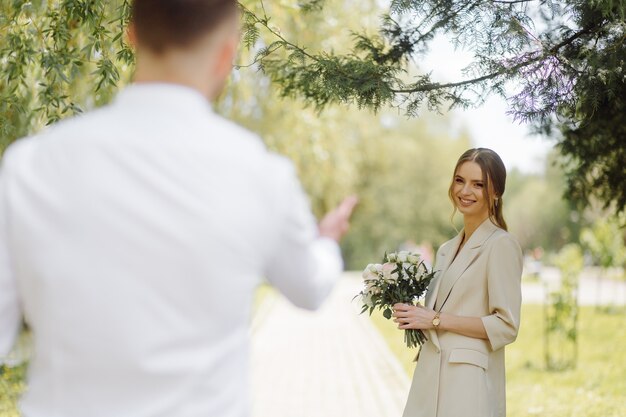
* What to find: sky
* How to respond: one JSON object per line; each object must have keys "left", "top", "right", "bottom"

{"left": 421, "top": 36, "right": 555, "bottom": 174}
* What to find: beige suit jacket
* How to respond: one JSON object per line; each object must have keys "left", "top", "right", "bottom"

{"left": 403, "top": 219, "right": 522, "bottom": 417}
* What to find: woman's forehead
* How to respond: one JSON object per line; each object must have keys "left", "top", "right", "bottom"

{"left": 456, "top": 161, "right": 484, "bottom": 180}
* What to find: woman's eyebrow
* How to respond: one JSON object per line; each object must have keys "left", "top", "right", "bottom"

{"left": 455, "top": 175, "right": 483, "bottom": 183}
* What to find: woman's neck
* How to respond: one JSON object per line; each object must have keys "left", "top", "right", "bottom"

{"left": 463, "top": 213, "right": 489, "bottom": 242}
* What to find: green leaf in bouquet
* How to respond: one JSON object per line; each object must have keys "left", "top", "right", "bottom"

{"left": 383, "top": 308, "right": 392, "bottom": 320}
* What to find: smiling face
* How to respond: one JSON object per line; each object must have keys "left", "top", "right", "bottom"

{"left": 451, "top": 161, "right": 490, "bottom": 221}
{"left": 448, "top": 148, "right": 508, "bottom": 230}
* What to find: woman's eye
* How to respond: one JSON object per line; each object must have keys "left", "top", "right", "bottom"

{"left": 455, "top": 178, "right": 463, "bottom": 184}
{"left": 475, "top": 183, "right": 484, "bottom": 188}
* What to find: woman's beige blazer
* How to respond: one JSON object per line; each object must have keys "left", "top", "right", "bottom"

{"left": 403, "top": 219, "right": 523, "bottom": 417}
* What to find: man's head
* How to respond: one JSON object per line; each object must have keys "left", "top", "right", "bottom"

{"left": 131, "top": 0, "right": 239, "bottom": 54}
{"left": 130, "top": 0, "right": 240, "bottom": 100}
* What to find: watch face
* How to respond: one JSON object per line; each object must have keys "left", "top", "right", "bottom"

{"left": 433, "top": 318, "right": 441, "bottom": 327}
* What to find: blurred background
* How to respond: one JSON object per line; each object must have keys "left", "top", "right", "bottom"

{"left": 1, "top": 1, "right": 624, "bottom": 416}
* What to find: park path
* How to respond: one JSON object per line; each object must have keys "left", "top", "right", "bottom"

{"left": 520, "top": 266, "right": 626, "bottom": 306}
{"left": 251, "top": 273, "right": 410, "bottom": 417}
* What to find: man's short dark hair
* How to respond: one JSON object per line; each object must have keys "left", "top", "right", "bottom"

{"left": 131, "top": 0, "right": 239, "bottom": 54}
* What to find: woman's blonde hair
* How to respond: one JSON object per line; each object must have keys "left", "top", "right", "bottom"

{"left": 448, "top": 148, "right": 508, "bottom": 231}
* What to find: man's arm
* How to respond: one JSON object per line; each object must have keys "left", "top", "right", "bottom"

{"left": 264, "top": 160, "right": 357, "bottom": 310}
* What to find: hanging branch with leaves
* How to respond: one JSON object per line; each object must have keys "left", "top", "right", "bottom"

{"left": 239, "top": 0, "right": 626, "bottom": 214}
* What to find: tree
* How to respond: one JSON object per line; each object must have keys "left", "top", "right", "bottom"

{"left": 0, "top": 0, "right": 133, "bottom": 149}
{"left": 545, "top": 243, "right": 583, "bottom": 371}
{"left": 581, "top": 217, "right": 626, "bottom": 273}
{"left": 220, "top": 1, "right": 474, "bottom": 268}
{"left": 2, "top": 1, "right": 625, "bottom": 213}
{"left": 580, "top": 217, "right": 626, "bottom": 309}
{"left": 505, "top": 152, "right": 582, "bottom": 252}
{"left": 241, "top": 0, "right": 626, "bottom": 214}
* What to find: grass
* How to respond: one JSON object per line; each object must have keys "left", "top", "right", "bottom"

{"left": 370, "top": 304, "right": 626, "bottom": 417}
{"left": 0, "top": 364, "right": 25, "bottom": 417}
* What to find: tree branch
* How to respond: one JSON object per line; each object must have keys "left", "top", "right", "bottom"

{"left": 391, "top": 24, "right": 599, "bottom": 94}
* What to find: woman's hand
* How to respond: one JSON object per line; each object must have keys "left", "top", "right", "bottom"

{"left": 392, "top": 303, "right": 437, "bottom": 330}
{"left": 394, "top": 304, "right": 490, "bottom": 340}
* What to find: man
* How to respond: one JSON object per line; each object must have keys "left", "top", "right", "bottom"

{"left": 0, "top": 1, "right": 357, "bottom": 416}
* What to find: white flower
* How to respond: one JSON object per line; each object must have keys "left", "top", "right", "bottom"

{"left": 362, "top": 264, "right": 383, "bottom": 282}
{"left": 397, "top": 251, "right": 409, "bottom": 263}
{"left": 407, "top": 253, "right": 420, "bottom": 264}
{"left": 362, "top": 264, "right": 376, "bottom": 280}
{"left": 382, "top": 262, "right": 399, "bottom": 282}
{"left": 387, "top": 253, "right": 398, "bottom": 262}
{"left": 362, "top": 271, "right": 377, "bottom": 282}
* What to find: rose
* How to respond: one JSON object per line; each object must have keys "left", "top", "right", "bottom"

{"left": 407, "top": 253, "right": 420, "bottom": 264}
{"left": 362, "top": 263, "right": 383, "bottom": 282}
{"left": 387, "top": 253, "right": 398, "bottom": 262}
{"left": 397, "top": 251, "right": 409, "bottom": 263}
{"left": 382, "top": 262, "right": 399, "bottom": 282}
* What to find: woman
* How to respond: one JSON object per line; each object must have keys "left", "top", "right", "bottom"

{"left": 393, "top": 148, "right": 522, "bottom": 417}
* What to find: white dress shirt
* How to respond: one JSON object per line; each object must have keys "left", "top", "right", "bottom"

{"left": 0, "top": 84, "right": 343, "bottom": 417}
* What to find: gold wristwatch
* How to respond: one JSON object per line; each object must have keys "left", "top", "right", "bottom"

{"left": 432, "top": 312, "right": 441, "bottom": 329}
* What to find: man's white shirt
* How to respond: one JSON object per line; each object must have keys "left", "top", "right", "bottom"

{"left": 0, "top": 84, "right": 343, "bottom": 417}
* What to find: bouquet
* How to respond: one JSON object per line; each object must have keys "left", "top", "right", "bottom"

{"left": 355, "top": 251, "right": 436, "bottom": 348}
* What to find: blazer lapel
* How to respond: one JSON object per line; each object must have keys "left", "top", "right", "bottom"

{"left": 422, "top": 232, "right": 463, "bottom": 352}
{"left": 426, "top": 232, "right": 462, "bottom": 310}
{"left": 435, "top": 219, "right": 500, "bottom": 310}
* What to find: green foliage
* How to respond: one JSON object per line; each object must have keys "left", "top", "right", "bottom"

{"left": 553, "top": 11, "right": 626, "bottom": 214}
{"left": 339, "top": 120, "right": 470, "bottom": 269}
{"left": 505, "top": 153, "right": 582, "bottom": 251}
{"left": 0, "top": 0, "right": 132, "bottom": 150}
{"left": 0, "top": 363, "right": 26, "bottom": 417}
{"left": 298, "top": 0, "right": 326, "bottom": 12}
{"left": 223, "top": 1, "right": 473, "bottom": 269}
{"left": 242, "top": 0, "right": 626, "bottom": 214}
{"left": 580, "top": 216, "right": 626, "bottom": 270}
{"left": 239, "top": 1, "right": 399, "bottom": 111}
{"left": 544, "top": 243, "right": 584, "bottom": 371}
{"left": 242, "top": 0, "right": 625, "bottom": 117}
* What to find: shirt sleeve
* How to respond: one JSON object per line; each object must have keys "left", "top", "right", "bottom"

{"left": 263, "top": 159, "right": 343, "bottom": 311}
{"left": 0, "top": 165, "right": 21, "bottom": 358}
{"left": 481, "top": 234, "right": 523, "bottom": 351}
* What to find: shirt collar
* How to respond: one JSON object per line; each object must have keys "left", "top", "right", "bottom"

{"left": 114, "top": 82, "right": 213, "bottom": 114}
